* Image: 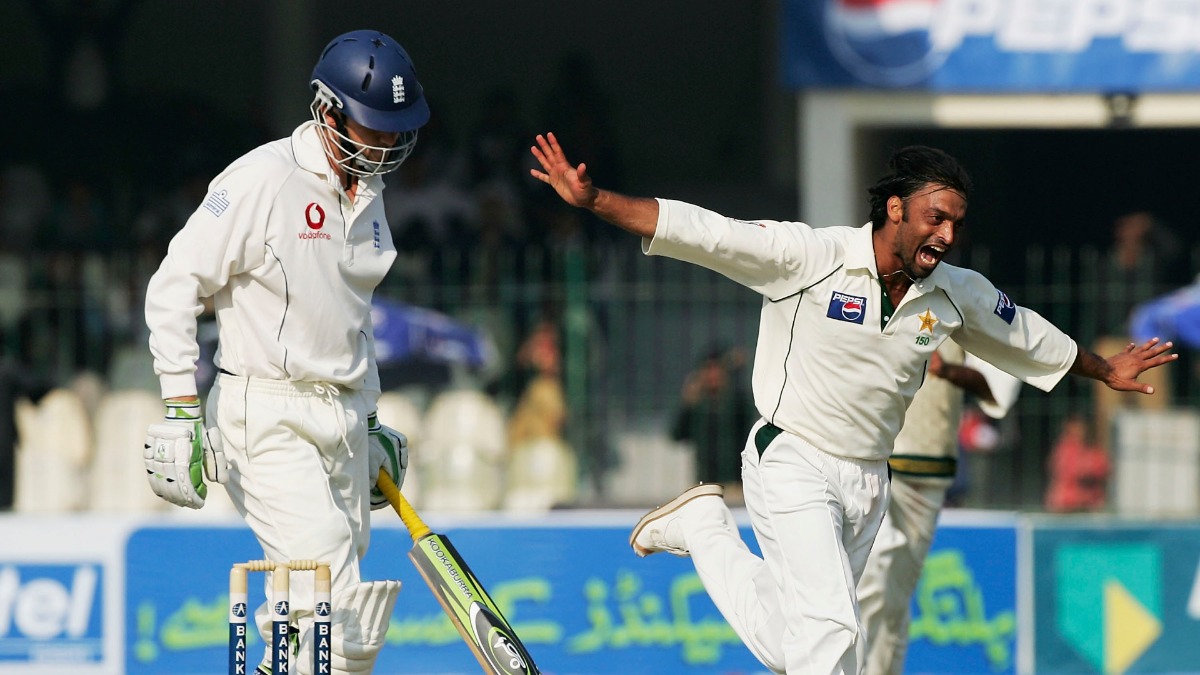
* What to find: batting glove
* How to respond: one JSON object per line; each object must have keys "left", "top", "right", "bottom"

{"left": 367, "top": 412, "right": 408, "bottom": 510}
{"left": 144, "top": 400, "right": 228, "bottom": 509}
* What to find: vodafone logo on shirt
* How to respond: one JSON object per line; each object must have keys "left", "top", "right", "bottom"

{"left": 299, "top": 202, "right": 332, "bottom": 240}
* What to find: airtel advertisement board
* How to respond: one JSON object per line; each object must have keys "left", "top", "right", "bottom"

{"left": 782, "top": 0, "right": 1200, "bottom": 90}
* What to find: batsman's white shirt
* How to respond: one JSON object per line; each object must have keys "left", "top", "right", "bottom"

{"left": 146, "top": 121, "right": 395, "bottom": 402}
{"left": 644, "top": 199, "right": 1076, "bottom": 461}
{"left": 145, "top": 122, "right": 398, "bottom": 671}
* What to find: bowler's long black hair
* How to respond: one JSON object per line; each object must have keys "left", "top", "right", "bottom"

{"left": 867, "top": 146, "right": 973, "bottom": 230}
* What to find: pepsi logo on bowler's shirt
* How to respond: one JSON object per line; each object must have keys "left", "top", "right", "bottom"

{"left": 827, "top": 291, "right": 867, "bottom": 325}
{"left": 994, "top": 290, "right": 1017, "bottom": 325}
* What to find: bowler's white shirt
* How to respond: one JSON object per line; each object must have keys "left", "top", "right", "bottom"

{"left": 644, "top": 199, "right": 1076, "bottom": 461}
{"left": 146, "top": 122, "right": 396, "bottom": 401}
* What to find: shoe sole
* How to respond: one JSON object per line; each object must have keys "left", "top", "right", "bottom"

{"left": 629, "top": 483, "right": 724, "bottom": 557}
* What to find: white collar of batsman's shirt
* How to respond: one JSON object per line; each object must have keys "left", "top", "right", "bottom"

{"left": 290, "top": 121, "right": 384, "bottom": 196}
{"left": 848, "top": 222, "right": 951, "bottom": 294}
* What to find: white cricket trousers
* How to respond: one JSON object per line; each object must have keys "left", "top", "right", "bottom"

{"left": 210, "top": 374, "right": 373, "bottom": 661}
{"left": 857, "top": 475, "right": 949, "bottom": 675}
{"left": 682, "top": 419, "right": 889, "bottom": 675}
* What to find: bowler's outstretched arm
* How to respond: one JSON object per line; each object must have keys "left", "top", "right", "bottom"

{"left": 1069, "top": 337, "right": 1177, "bottom": 393}
{"left": 530, "top": 131, "right": 659, "bottom": 238}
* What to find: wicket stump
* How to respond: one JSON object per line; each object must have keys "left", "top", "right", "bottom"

{"left": 228, "top": 559, "right": 331, "bottom": 675}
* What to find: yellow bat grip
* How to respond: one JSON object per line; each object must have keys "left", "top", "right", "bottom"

{"left": 377, "top": 469, "right": 431, "bottom": 542}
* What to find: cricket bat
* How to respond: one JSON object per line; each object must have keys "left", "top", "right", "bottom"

{"left": 376, "top": 469, "right": 540, "bottom": 675}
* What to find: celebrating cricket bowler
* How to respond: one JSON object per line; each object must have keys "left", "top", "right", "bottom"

{"left": 530, "top": 132, "right": 1176, "bottom": 675}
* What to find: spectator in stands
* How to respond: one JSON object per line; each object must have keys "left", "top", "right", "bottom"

{"left": 1096, "top": 212, "right": 1186, "bottom": 335}
{"left": 471, "top": 183, "right": 531, "bottom": 288}
{"left": 509, "top": 313, "right": 563, "bottom": 406}
{"left": 1092, "top": 211, "right": 1183, "bottom": 449}
{"left": 383, "top": 120, "right": 477, "bottom": 287}
{"left": 503, "top": 312, "right": 577, "bottom": 509}
{"left": 1044, "top": 413, "right": 1110, "bottom": 513}
{"left": 670, "top": 346, "right": 753, "bottom": 504}
{"left": 467, "top": 87, "right": 535, "bottom": 223}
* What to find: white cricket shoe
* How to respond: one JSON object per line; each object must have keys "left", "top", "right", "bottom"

{"left": 630, "top": 483, "right": 724, "bottom": 558}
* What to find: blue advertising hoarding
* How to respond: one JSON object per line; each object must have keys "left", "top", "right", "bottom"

{"left": 0, "top": 563, "right": 105, "bottom": 665}
{"left": 783, "top": 0, "right": 1200, "bottom": 91}
{"left": 905, "top": 523, "right": 1017, "bottom": 674}
{"left": 1032, "top": 522, "right": 1200, "bottom": 674}
{"left": 124, "top": 516, "right": 1019, "bottom": 674}
{"left": 0, "top": 516, "right": 127, "bottom": 674}
{"left": 124, "top": 524, "right": 763, "bottom": 674}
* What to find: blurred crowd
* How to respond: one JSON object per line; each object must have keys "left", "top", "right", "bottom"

{"left": 0, "top": 39, "right": 644, "bottom": 514}
{"left": 5, "top": 115, "right": 1200, "bottom": 514}
{"left": 5, "top": 116, "right": 1200, "bottom": 515}
{"left": 3, "top": 4, "right": 1200, "bottom": 515}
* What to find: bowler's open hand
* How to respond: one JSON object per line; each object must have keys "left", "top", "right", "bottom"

{"left": 531, "top": 132, "right": 598, "bottom": 209}
{"left": 1104, "top": 337, "right": 1177, "bottom": 393}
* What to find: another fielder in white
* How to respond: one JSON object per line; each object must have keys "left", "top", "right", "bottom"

{"left": 530, "top": 133, "right": 1176, "bottom": 675}
{"left": 857, "top": 342, "right": 1021, "bottom": 675}
{"left": 143, "top": 30, "right": 425, "bottom": 675}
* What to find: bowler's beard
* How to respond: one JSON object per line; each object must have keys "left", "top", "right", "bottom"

{"left": 895, "top": 217, "right": 946, "bottom": 280}
{"left": 892, "top": 228, "right": 929, "bottom": 281}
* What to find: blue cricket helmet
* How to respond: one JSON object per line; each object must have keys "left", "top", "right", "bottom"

{"left": 310, "top": 30, "right": 430, "bottom": 133}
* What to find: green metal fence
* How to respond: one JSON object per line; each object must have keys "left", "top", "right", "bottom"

{"left": 3, "top": 240, "right": 1197, "bottom": 511}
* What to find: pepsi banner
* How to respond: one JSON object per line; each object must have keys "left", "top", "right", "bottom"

{"left": 783, "top": 0, "right": 1200, "bottom": 91}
